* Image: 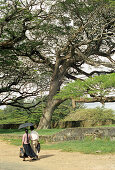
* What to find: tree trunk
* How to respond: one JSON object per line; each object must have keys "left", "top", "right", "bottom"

{"left": 38, "top": 99, "right": 61, "bottom": 129}
{"left": 38, "top": 53, "right": 73, "bottom": 129}
{"left": 38, "top": 75, "right": 63, "bottom": 129}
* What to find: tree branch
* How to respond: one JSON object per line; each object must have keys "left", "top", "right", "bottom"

{"left": 74, "top": 96, "right": 115, "bottom": 103}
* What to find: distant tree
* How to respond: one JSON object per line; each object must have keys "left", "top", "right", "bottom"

{"left": 1, "top": 98, "right": 44, "bottom": 124}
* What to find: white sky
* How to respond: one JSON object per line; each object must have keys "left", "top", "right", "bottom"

{"left": 85, "top": 102, "right": 115, "bottom": 112}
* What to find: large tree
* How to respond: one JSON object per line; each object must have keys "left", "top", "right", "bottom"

{"left": 0, "top": 0, "right": 115, "bottom": 128}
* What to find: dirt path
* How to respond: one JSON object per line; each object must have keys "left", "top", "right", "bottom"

{"left": 0, "top": 140, "right": 115, "bottom": 170}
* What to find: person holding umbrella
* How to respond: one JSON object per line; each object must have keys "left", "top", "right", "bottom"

{"left": 22, "top": 128, "right": 37, "bottom": 161}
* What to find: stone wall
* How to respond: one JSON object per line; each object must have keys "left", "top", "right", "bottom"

{"left": 43, "top": 127, "right": 115, "bottom": 142}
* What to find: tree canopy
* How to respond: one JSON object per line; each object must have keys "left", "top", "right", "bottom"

{"left": 55, "top": 73, "right": 115, "bottom": 103}
{"left": 0, "top": 0, "right": 115, "bottom": 128}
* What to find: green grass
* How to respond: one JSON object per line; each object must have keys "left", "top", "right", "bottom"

{"left": 0, "top": 128, "right": 64, "bottom": 146}
{"left": 0, "top": 129, "right": 24, "bottom": 134}
{"left": 42, "top": 137, "right": 115, "bottom": 154}
{"left": 1, "top": 128, "right": 115, "bottom": 154}
{"left": 0, "top": 128, "right": 63, "bottom": 135}
{"left": 0, "top": 136, "right": 46, "bottom": 146}
{"left": 1, "top": 135, "right": 115, "bottom": 154}
{"left": 0, "top": 137, "right": 22, "bottom": 146}
{"left": 36, "top": 129, "right": 64, "bottom": 135}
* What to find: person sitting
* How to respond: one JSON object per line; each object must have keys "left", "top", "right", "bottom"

{"left": 22, "top": 129, "right": 37, "bottom": 161}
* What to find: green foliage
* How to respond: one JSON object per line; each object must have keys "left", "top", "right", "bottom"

{"left": 109, "top": 0, "right": 115, "bottom": 6}
{"left": 63, "top": 107, "right": 115, "bottom": 121}
{"left": 55, "top": 73, "right": 115, "bottom": 99}
{"left": 63, "top": 107, "right": 115, "bottom": 127}
{"left": 0, "top": 97, "right": 46, "bottom": 125}
{"left": 52, "top": 99, "right": 85, "bottom": 123}
{"left": 28, "top": 106, "right": 43, "bottom": 125}
{"left": 0, "top": 106, "right": 28, "bottom": 124}
{"left": 0, "top": 99, "right": 85, "bottom": 125}
{"left": 54, "top": 80, "right": 84, "bottom": 99}
{"left": 85, "top": 73, "right": 115, "bottom": 96}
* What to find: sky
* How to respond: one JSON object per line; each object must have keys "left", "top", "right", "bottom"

{"left": 0, "top": 102, "right": 115, "bottom": 112}
{"left": 85, "top": 102, "right": 115, "bottom": 112}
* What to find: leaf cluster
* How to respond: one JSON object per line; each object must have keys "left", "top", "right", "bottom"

{"left": 63, "top": 107, "right": 115, "bottom": 122}
{"left": 55, "top": 73, "right": 115, "bottom": 99}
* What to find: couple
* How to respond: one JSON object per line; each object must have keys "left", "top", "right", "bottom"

{"left": 22, "top": 126, "right": 39, "bottom": 161}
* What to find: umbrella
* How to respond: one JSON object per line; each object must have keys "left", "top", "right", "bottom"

{"left": 18, "top": 123, "right": 33, "bottom": 129}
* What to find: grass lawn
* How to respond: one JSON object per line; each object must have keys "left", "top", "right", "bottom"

{"left": 0, "top": 128, "right": 64, "bottom": 147}
{"left": 42, "top": 137, "right": 115, "bottom": 154}
{"left": 0, "top": 128, "right": 63, "bottom": 135}
{"left": 0, "top": 128, "right": 115, "bottom": 154}
{"left": 0, "top": 136, "right": 115, "bottom": 154}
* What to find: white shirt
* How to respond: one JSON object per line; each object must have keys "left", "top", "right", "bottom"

{"left": 30, "top": 130, "right": 39, "bottom": 140}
